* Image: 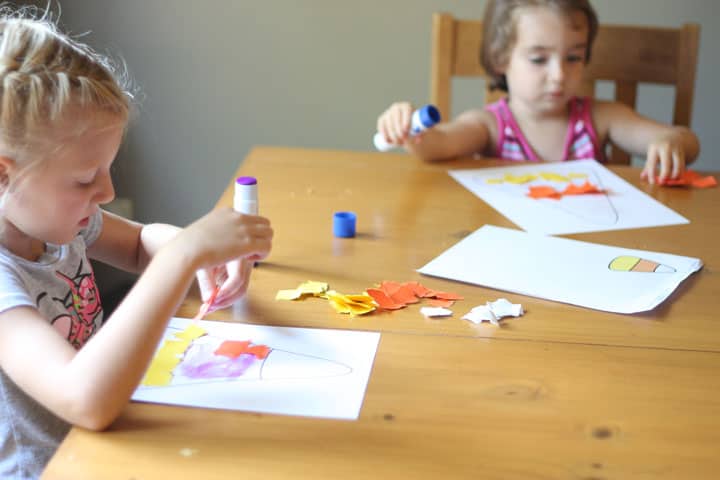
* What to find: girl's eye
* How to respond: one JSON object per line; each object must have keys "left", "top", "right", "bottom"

{"left": 75, "top": 179, "right": 94, "bottom": 188}
{"left": 529, "top": 57, "right": 547, "bottom": 65}
{"left": 567, "top": 54, "right": 583, "bottom": 63}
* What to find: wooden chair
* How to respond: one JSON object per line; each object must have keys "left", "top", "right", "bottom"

{"left": 430, "top": 12, "right": 700, "bottom": 164}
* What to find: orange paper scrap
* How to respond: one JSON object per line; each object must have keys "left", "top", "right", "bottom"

{"left": 528, "top": 185, "right": 562, "bottom": 199}
{"left": 366, "top": 288, "right": 405, "bottom": 310}
{"left": 527, "top": 181, "right": 605, "bottom": 200}
{"left": 215, "top": 340, "right": 270, "bottom": 359}
{"left": 371, "top": 281, "right": 463, "bottom": 311}
{"left": 656, "top": 170, "right": 717, "bottom": 188}
{"left": 562, "top": 180, "right": 605, "bottom": 195}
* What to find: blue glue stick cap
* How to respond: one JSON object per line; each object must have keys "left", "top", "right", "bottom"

{"left": 418, "top": 105, "right": 441, "bottom": 128}
{"left": 333, "top": 211, "right": 357, "bottom": 238}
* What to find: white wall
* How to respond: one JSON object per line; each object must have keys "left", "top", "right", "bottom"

{"left": 48, "top": 0, "right": 719, "bottom": 226}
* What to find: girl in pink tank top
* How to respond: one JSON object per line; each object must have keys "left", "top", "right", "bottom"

{"left": 486, "top": 96, "right": 606, "bottom": 162}
{"left": 374, "top": 1, "right": 699, "bottom": 184}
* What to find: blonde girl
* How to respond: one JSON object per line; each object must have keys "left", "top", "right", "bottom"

{"left": 0, "top": 8, "right": 272, "bottom": 478}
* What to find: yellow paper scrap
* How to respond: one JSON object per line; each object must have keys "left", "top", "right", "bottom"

{"left": 486, "top": 178, "right": 504, "bottom": 184}
{"left": 276, "top": 281, "right": 329, "bottom": 301}
{"left": 326, "top": 291, "right": 376, "bottom": 316}
{"left": 173, "top": 324, "right": 207, "bottom": 341}
{"left": 568, "top": 172, "right": 588, "bottom": 179}
{"left": 275, "top": 289, "right": 302, "bottom": 300}
{"left": 141, "top": 326, "right": 207, "bottom": 387}
{"left": 539, "top": 172, "right": 569, "bottom": 182}
{"left": 504, "top": 173, "right": 538, "bottom": 184}
{"left": 297, "top": 281, "right": 329, "bottom": 295}
{"left": 141, "top": 340, "right": 189, "bottom": 386}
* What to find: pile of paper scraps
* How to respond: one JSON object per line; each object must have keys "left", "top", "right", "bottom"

{"left": 275, "top": 280, "right": 463, "bottom": 317}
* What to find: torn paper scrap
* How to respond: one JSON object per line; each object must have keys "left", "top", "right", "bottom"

{"left": 276, "top": 280, "right": 329, "bottom": 301}
{"left": 369, "top": 280, "right": 463, "bottom": 311}
{"left": 656, "top": 169, "right": 717, "bottom": 188}
{"left": 462, "top": 298, "right": 523, "bottom": 326}
{"left": 297, "top": 281, "right": 329, "bottom": 295}
{"left": 275, "top": 289, "right": 302, "bottom": 301}
{"left": 326, "top": 291, "right": 376, "bottom": 316}
{"left": 420, "top": 306, "right": 453, "bottom": 318}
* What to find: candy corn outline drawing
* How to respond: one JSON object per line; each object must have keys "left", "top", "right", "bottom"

{"left": 608, "top": 255, "right": 676, "bottom": 273}
{"left": 477, "top": 166, "right": 620, "bottom": 226}
{"left": 139, "top": 325, "right": 353, "bottom": 389}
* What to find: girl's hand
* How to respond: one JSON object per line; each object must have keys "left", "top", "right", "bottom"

{"left": 641, "top": 134, "right": 687, "bottom": 185}
{"left": 169, "top": 207, "right": 272, "bottom": 275}
{"left": 196, "top": 258, "right": 252, "bottom": 312}
{"left": 377, "top": 102, "right": 415, "bottom": 147}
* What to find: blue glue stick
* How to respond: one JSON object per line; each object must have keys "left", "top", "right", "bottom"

{"left": 373, "top": 104, "right": 441, "bottom": 152}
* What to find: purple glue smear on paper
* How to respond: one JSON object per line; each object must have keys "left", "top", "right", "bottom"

{"left": 178, "top": 345, "right": 257, "bottom": 379}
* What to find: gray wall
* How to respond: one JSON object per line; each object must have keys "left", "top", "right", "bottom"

{"left": 49, "top": 0, "right": 719, "bottom": 226}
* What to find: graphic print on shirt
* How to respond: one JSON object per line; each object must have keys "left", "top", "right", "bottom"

{"left": 40, "top": 259, "right": 103, "bottom": 349}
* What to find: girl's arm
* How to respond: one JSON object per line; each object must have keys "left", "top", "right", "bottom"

{"left": 406, "top": 109, "right": 496, "bottom": 162}
{"left": 87, "top": 210, "right": 182, "bottom": 274}
{"left": 91, "top": 210, "right": 254, "bottom": 317}
{"left": 376, "top": 102, "right": 496, "bottom": 161}
{"left": 0, "top": 208, "right": 272, "bottom": 430}
{"left": 594, "top": 100, "right": 700, "bottom": 184}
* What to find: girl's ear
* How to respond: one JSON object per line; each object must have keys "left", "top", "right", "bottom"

{"left": 0, "top": 156, "right": 16, "bottom": 189}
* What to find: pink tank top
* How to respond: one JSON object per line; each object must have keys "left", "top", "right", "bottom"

{"left": 486, "top": 96, "right": 606, "bottom": 163}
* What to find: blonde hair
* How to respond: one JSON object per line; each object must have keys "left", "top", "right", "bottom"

{"left": 481, "top": 0, "right": 599, "bottom": 92}
{"left": 0, "top": 4, "right": 135, "bottom": 161}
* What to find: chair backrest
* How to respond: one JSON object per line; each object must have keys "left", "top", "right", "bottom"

{"left": 430, "top": 12, "right": 700, "bottom": 164}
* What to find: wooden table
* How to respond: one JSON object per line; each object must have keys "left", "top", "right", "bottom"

{"left": 43, "top": 147, "right": 720, "bottom": 479}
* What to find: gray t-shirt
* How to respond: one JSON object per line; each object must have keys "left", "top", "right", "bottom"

{"left": 0, "top": 209, "right": 104, "bottom": 479}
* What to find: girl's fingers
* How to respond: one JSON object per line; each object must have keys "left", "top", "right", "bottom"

{"left": 657, "top": 147, "right": 672, "bottom": 184}
{"left": 671, "top": 148, "right": 685, "bottom": 179}
{"left": 643, "top": 146, "right": 658, "bottom": 184}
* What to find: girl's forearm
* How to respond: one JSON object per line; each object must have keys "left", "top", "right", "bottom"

{"left": 136, "top": 223, "right": 183, "bottom": 270}
{"left": 64, "top": 245, "right": 197, "bottom": 429}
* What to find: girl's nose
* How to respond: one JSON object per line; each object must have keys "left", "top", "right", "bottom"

{"left": 549, "top": 58, "right": 565, "bottom": 83}
{"left": 94, "top": 171, "right": 115, "bottom": 205}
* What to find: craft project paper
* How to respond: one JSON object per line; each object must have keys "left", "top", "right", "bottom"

{"left": 133, "top": 317, "right": 380, "bottom": 420}
{"left": 417, "top": 225, "right": 702, "bottom": 314}
{"left": 449, "top": 160, "right": 688, "bottom": 234}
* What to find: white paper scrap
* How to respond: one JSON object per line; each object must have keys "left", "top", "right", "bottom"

{"left": 420, "top": 306, "right": 453, "bottom": 318}
{"left": 462, "top": 298, "right": 524, "bottom": 325}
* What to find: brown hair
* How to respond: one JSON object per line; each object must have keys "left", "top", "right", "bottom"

{"left": 480, "top": 0, "right": 598, "bottom": 92}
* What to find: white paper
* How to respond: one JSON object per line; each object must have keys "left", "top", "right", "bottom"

{"left": 132, "top": 317, "right": 380, "bottom": 420}
{"left": 462, "top": 299, "right": 523, "bottom": 325}
{"left": 449, "top": 159, "right": 688, "bottom": 235}
{"left": 418, "top": 225, "right": 702, "bottom": 314}
{"left": 420, "top": 306, "right": 453, "bottom": 317}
